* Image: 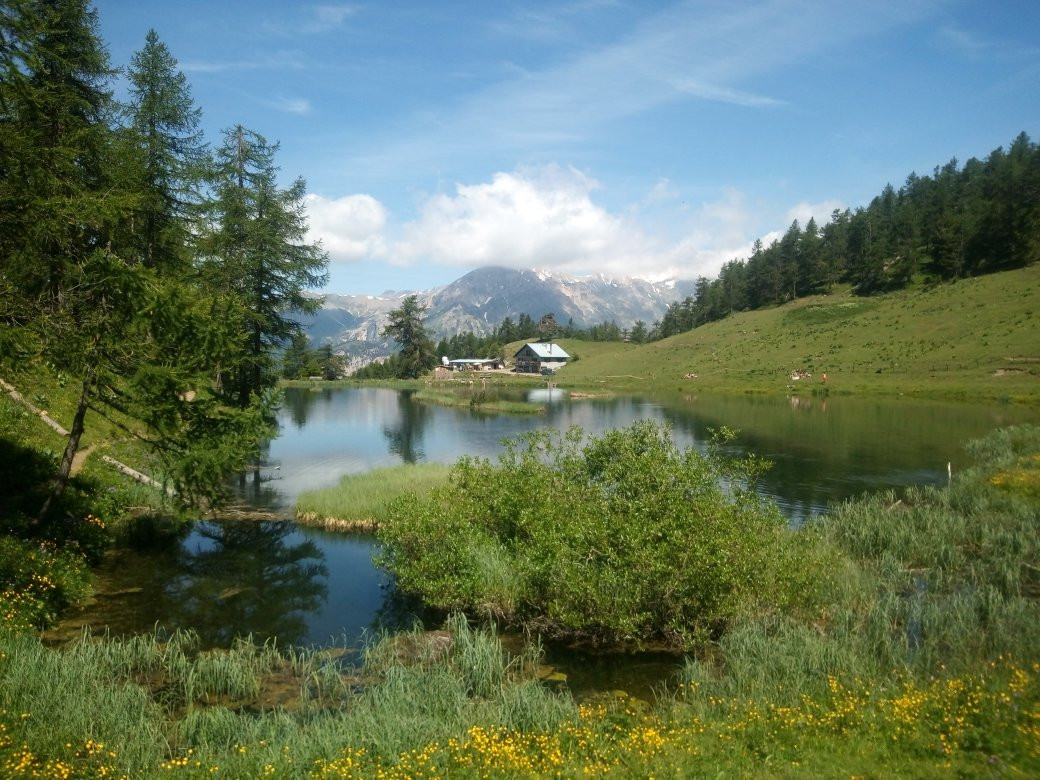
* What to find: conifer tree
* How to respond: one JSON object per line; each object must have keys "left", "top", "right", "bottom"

{"left": 0, "top": 0, "right": 128, "bottom": 518}
{"left": 382, "top": 295, "right": 435, "bottom": 378}
{"left": 123, "top": 28, "right": 207, "bottom": 273}
{"left": 0, "top": 2, "right": 266, "bottom": 520}
{"left": 204, "top": 125, "right": 328, "bottom": 407}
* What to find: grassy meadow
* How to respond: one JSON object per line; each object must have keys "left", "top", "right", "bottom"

{"left": 548, "top": 265, "right": 1040, "bottom": 403}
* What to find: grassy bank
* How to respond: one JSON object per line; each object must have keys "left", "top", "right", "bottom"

{"left": 412, "top": 388, "right": 546, "bottom": 415}
{"left": 295, "top": 463, "right": 452, "bottom": 531}
{"left": 0, "top": 366, "right": 179, "bottom": 631}
{"left": 0, "top": 620, "right": 1034, "bottom": 777}
{"left": 535, "top": 266, "right": 1040, "bottom": 403}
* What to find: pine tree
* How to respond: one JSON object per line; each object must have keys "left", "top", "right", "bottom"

{"left": 538, "top": 312, "right": 559, "bottom": 341}
{"left": 382, "top": 295, "right": 435, "bottom": 379}
{"left": 123, "top": 28, "right": 207, "bottom": 273}
{"left": 0, "top": 0, "right": 129, "bottom": 519}
{"left": 204, "top": 125, "right": 329, "bottom": 406}
{"left": 0, "top": 3, "right": 267, "bottom": 520}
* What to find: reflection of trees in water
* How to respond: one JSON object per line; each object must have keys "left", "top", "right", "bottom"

{"left": 230, "top": 437, "right": 289, "bottom": 511}
{"left": 369, "top": 579, "right": 440, "bottom": 635}
{"left": 662, "top": 397, "right": 948, "bottom": 521}
{"left": 235, "top": 466, "right": 284, "bottom": 509}
{"left": 164, "top": 520, "right": 328, "bottom": 647}
{"left": 283, "top": 387, "right": 328, "bottom": 428}
{"left": 383, "top": 390, "right": 431, "bottom": 463}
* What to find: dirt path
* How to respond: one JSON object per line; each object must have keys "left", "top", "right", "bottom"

{"left": 70, "top": 441, "right": 101, "bottom": 476}
{"left": 1, "top": 375, "right": 170, "bottom": 493}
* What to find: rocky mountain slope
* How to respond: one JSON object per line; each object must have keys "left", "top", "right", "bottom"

{"left": 301, "top": 266, "right": 695, "bottom": 362}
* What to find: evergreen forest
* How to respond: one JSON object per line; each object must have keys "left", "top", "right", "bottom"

{"left": 0, "top": 1, "right": 328, "bottom": 516}
{"left": 655, "top": 133, "right": 1040, "bottom": 338}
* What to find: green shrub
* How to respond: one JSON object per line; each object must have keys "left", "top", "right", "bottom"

{"left": 379, "top": 421, "right": 831, "bottom": 647}
{"left": 0, "top": 536, "right": 91, "bottom": 630}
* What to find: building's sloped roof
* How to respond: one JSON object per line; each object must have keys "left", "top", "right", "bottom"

{"left": 515, "top": 342, "right": 570, "bottom": 359}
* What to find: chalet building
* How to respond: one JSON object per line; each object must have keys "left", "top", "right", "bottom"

{"left": 513, "top": 342, "right": 570, "bottom": 374}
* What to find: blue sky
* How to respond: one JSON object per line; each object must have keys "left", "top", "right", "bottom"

{"left": 94, "top": 1, "right": 1040, "bottom": 295}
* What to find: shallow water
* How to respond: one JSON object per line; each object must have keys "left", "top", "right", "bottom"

{"left": 55, "top": 387, "right": 1039, "bottom": 690}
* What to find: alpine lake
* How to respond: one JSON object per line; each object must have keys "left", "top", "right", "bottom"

{"left": 51, "top": 385, "right": 1040, "bottom": 697}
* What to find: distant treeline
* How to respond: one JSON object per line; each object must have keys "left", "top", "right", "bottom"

{"left": 655, "top": 131, "right": 1039, "bottom": 339}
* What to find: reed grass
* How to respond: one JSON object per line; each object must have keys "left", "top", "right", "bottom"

{"left": 0, "top": 615, "right": 576, "bottom": 777}
{"left": 412, "top": 388, "right": 546, "bottom": 414}
{"left": 294, "top": 463, "right": 451, "bottom": 532}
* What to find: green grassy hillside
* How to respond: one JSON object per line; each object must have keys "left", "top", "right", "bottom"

{"left": 554, "top": 266, "right": 1040, "bottom": 403}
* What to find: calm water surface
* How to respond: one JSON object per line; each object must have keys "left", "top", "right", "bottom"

{"left": 62, "top": 387, "right": 1038, "bottom": 689}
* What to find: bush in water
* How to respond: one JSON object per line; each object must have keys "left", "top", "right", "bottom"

{"left": 378, "top": 421, "right": 835, "bottom": 647}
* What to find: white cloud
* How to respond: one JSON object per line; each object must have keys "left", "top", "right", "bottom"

{"left": 669, "top": 78, "right": 785, "bottom": 108}
{"left": 387, "top": 167, "right": 760, "bottom": 282}
{"left": 391, "top": 166, "right": 647, "bottom": 274}
{"left": 300, "top": 4, "right": 357, "bottom": 34}
{"left": 305, "top": 194, "right": 388, "bottom": 262}
{"left": 314, "top": 5, "right": 355, "bottom": 27}
{"left": 308, "top": 169, "right": 840, "bottom": 287}
{"left": 646, "top": 177, "right": 678, "bottom": 203}
{"left": 785, "top": 199, "right": 846, "bottom": 227}
{"left": 348, "top": 0, "right": 939, "bottom": 177}
{"left": 264, "top": 96, "right": 312, "bottom": 114}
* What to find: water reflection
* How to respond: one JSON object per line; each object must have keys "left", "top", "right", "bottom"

{"left": 165, "top": 521, "right": 328, "bottom": 646}
{"left": 283, "top": 385, "right": 328, "bottom": 428}
{"left": 382, "top": 390, "right": 431, "bottom": 463}
{"left": 527, "top": 387, "right": 570, "bottom": 404}
{"left": 233, "top": 440, "right": 284, "bottom": 509}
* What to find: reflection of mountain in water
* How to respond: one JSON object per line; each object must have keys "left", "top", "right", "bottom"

{"left": 527, "top": 388, "right": 570, "bottom": 404}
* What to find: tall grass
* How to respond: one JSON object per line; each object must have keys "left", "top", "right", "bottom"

{"left": 0, "top": 615, "right": 575, "bottom": 777}
{"left": 412, "top": 388, "right": 546, "bottom": 414}
{"left": 294, "top": 462, "right": 451, "bottom": 531}
{"left": 682, "top": 424, "right": 1040, "bottom": 702}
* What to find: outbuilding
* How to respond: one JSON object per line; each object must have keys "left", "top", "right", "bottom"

{"left": 444, "top": 357, "right": 503, "bottom": 371}
{"left": 513, "top": 342, "right": 570, "bottom": 374}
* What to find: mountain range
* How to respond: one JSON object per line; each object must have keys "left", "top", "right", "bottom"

{"left": 301, "top": 266, "right": 696, "bottom": 365}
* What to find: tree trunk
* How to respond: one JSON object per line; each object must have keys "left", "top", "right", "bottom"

{"left": 36, "top": 371, "right": 94, "bottom": 524}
